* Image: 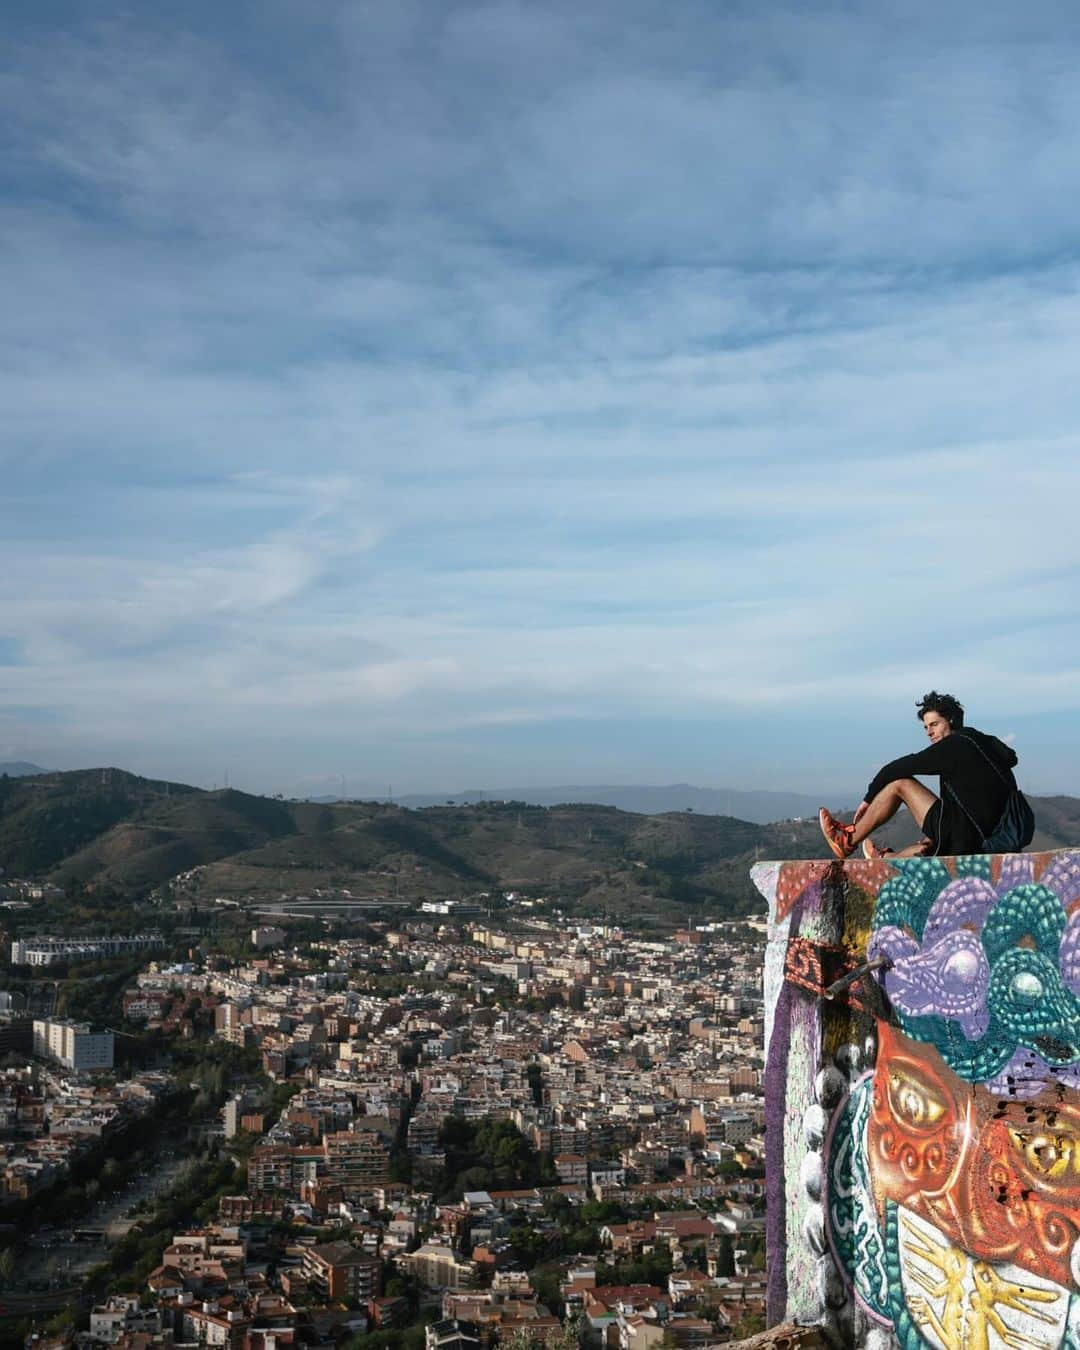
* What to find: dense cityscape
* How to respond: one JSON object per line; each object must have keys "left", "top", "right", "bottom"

{"left": 1, "top": 881, "right": 768, "bottom": 1350}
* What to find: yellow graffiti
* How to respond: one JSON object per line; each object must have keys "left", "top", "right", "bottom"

{"left": 887, "top": 1068, "right": 948, "bottom": 1127}
{"left": 901, "top": 1213, "right": 1059, "bottom": 1349}
{"left": 1006, "top": 1126, "right": 1080, "bottom": 1178}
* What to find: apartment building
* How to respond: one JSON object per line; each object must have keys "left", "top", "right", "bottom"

{"left": 248, "top": 1144, "right": 323, "bottom": 1193}
{"left": 322, "top": 1129, "right": 390, "bottom": 1198}
{"left": 12, "top": 933, "right": 164, "bottom": 966}
{"left": 302, "top": 1241, "right": 382, "bottom": 1302}
{"left": 31, "top": 1018, "right": 114, "bottom": 1072}
{"left": 400, "top": 1242, "right": 479, "bottom": 1291}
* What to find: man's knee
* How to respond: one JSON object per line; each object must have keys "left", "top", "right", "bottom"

{"left": 877, "top": 778, "right": 927, "bottom": 810}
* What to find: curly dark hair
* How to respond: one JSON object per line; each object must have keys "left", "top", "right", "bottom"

{"left": 916, "top": 690, "right": 965, "bottom": 729}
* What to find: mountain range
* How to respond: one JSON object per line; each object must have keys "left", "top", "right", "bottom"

{"left": 387, "top": 783, "right": 825, "bottom": 823}
{"left": 2, "top": 768, "right": 1078, "bottom": 920}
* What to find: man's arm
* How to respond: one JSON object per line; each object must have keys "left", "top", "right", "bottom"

{"left": 864, "top": 737, "right": 967, "bottom": 805}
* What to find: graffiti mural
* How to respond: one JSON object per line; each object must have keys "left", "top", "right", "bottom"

{"left": 753, "top": 849, "right": 1080, "bottom": 1350}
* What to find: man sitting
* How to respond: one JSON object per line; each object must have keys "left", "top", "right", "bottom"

{"left": 818, "top": 691, "right": 1020, "bottom": 859}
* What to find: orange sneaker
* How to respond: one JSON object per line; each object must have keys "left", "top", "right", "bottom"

{"left": 861, "top": 838, "right": 894, "bottom": 860}
{"left": 819, "top": 807, "right": 855, "bottom": 860}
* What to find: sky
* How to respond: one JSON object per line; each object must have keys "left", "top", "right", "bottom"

{"left": 3, "top": 0, "right": 1080, "bottom": 801}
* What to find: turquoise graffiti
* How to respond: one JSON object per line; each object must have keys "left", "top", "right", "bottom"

{"left": 867, "top": 854, "right": 1080, "bottom": 1093}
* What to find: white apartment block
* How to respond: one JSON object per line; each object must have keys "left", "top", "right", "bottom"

{"left": 11, "top": 933, "right": 165, "bottom": 966}
{"left": 32, "top": 1017, "right": 114, "bottom": 1071}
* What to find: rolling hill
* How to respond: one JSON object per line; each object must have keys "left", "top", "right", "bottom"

{"left": 389, "top": 783, "right": 825, "bottom": 823}
{"left": 1, "top": 768, "right": 1077, "bottom": 919}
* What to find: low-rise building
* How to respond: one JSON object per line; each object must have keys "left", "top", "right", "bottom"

{"left": 302, "top": 1241, "right": 382, "bottom": 1303}
{"left": 400, "top": 1242, "right": 479, "bottom": 1291}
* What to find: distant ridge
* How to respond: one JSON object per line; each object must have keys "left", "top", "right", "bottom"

{"left": 388, "top": 783, "right": 824, "bottom": 824}
{"left": 0, "top": 761, "right": 45, "bottom": 777}
{"left": 0, "top": 767, "right": 1077, "bottom": 912}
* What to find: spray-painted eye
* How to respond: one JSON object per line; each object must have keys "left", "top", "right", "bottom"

{"left": 1009, "top": 1129, "right": 1075, "bottom": 1177}
{"left": 887, "top": 1070, "right": 946, "bottom": 1127}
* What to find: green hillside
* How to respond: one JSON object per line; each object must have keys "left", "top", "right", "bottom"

{"left": 47, "top": 788, "right": 339, "bottom": 892}
{"left": 172, "top": 799, "right": 825, "bottom": 916}
{"left": 0, "top": 768, "right": 198, "bottom": 875}
{"left": 1, "top": 768, "right": 1078, "bottom": 920}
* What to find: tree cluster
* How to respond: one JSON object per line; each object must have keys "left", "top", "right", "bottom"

{"left": 436, "top": 1116, "right": 556, "bottom": 1201}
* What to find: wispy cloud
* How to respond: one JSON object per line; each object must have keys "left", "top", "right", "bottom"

{"left": 2, "top": 1, "right": 1080, "bottom": 795}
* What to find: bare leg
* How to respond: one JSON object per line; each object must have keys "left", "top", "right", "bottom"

{"left": 849, "top": 778, "right": 938, "bottom": 848}
{"left": 891, "top": 839, "right": 935, "bottom": 858}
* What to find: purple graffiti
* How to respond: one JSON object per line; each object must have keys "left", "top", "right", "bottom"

{"left": 996, "top": 854, "right": 1036, "bottom": 893}
{"left": 920, "top": 876, "right": 998, "bottom": 945}
{"left": 867, "top": 924, "right": 918, "bottom": 968}
{"left": 985, "top": 1046, "right": 1080, "bottom": 1100}
{"left": 867, "top": 861, "right": 1080, "bottom": 1095}
{"left": 881, "top": 928, "right": 990, "bottom": 1038}
{"left": 1059, "top": 910, "right": 1080, "bottom": 997}
{"left": 1040, "top": 852, "right": 1080, "bottom": 908}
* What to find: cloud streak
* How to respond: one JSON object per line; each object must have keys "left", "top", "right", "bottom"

{"left": 2, "top": 1, "right": 1080, "bottom": 796}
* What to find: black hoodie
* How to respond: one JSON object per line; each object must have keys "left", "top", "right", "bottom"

{"left": 865, "top": 726, "right": 1019, "bottom": 854}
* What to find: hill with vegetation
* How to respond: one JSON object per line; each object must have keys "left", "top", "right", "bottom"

{"left": 1, "top": 767, "right": 1077, "bottom": 920}
{"left": 390, "top": 782, "right": 824, "bottom": 823}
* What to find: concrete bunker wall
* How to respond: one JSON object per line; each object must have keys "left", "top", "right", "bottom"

{"left": 753, "top": 849, "right": 1080, "bottom": 1349}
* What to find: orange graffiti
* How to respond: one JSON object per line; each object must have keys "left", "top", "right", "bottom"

{"left": 868, "top": 1022, "right": 1080, "bottom": 1291}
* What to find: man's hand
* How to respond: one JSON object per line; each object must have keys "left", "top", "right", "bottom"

{"left": 852, "top": 801, "right": 869, "bottom": 825}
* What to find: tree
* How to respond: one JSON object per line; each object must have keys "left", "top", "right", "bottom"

{"left": 580, "top": 1200, "right": 624, "bottom": 1225}
{"left": 389, "top": 1150, "right": 413, "bottom": 1184}
{"left": 505, "top": 1315, "right": 583, "bottom": 1350}
{"left": 730, "top": 1309, "right": 766, "bottom": 1339}
{"left": 604, "top": 1248, "right": 672, "bottom": 1288}
{"left": 526, "top": 1063, "right": 544, "bottom": 1107}
{"left": 44, "top": 1307, "right": 76, "bottom": 1338}
{"left": 435, "top": 1114, "right": 547, "bottom": 1199}
{"left": 531, "top": 1265, "right": 562, "bottom": 1314}
{"left": 740, "top": 1232, "right": 766, "bottom": 1272}
{"left": 508, "top": 1225, "right": 549, "bottom": 1268}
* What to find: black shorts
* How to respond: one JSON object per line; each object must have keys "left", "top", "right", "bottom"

{"left": 920, "top": 796, "right": 984, "bottom": 856}
{"left": 920, "top": 799, "right": 942, "bottom": 849}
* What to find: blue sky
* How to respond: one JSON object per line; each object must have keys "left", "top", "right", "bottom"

{"left": 3, "top": 0, "right": 1080, "bottom": 800}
